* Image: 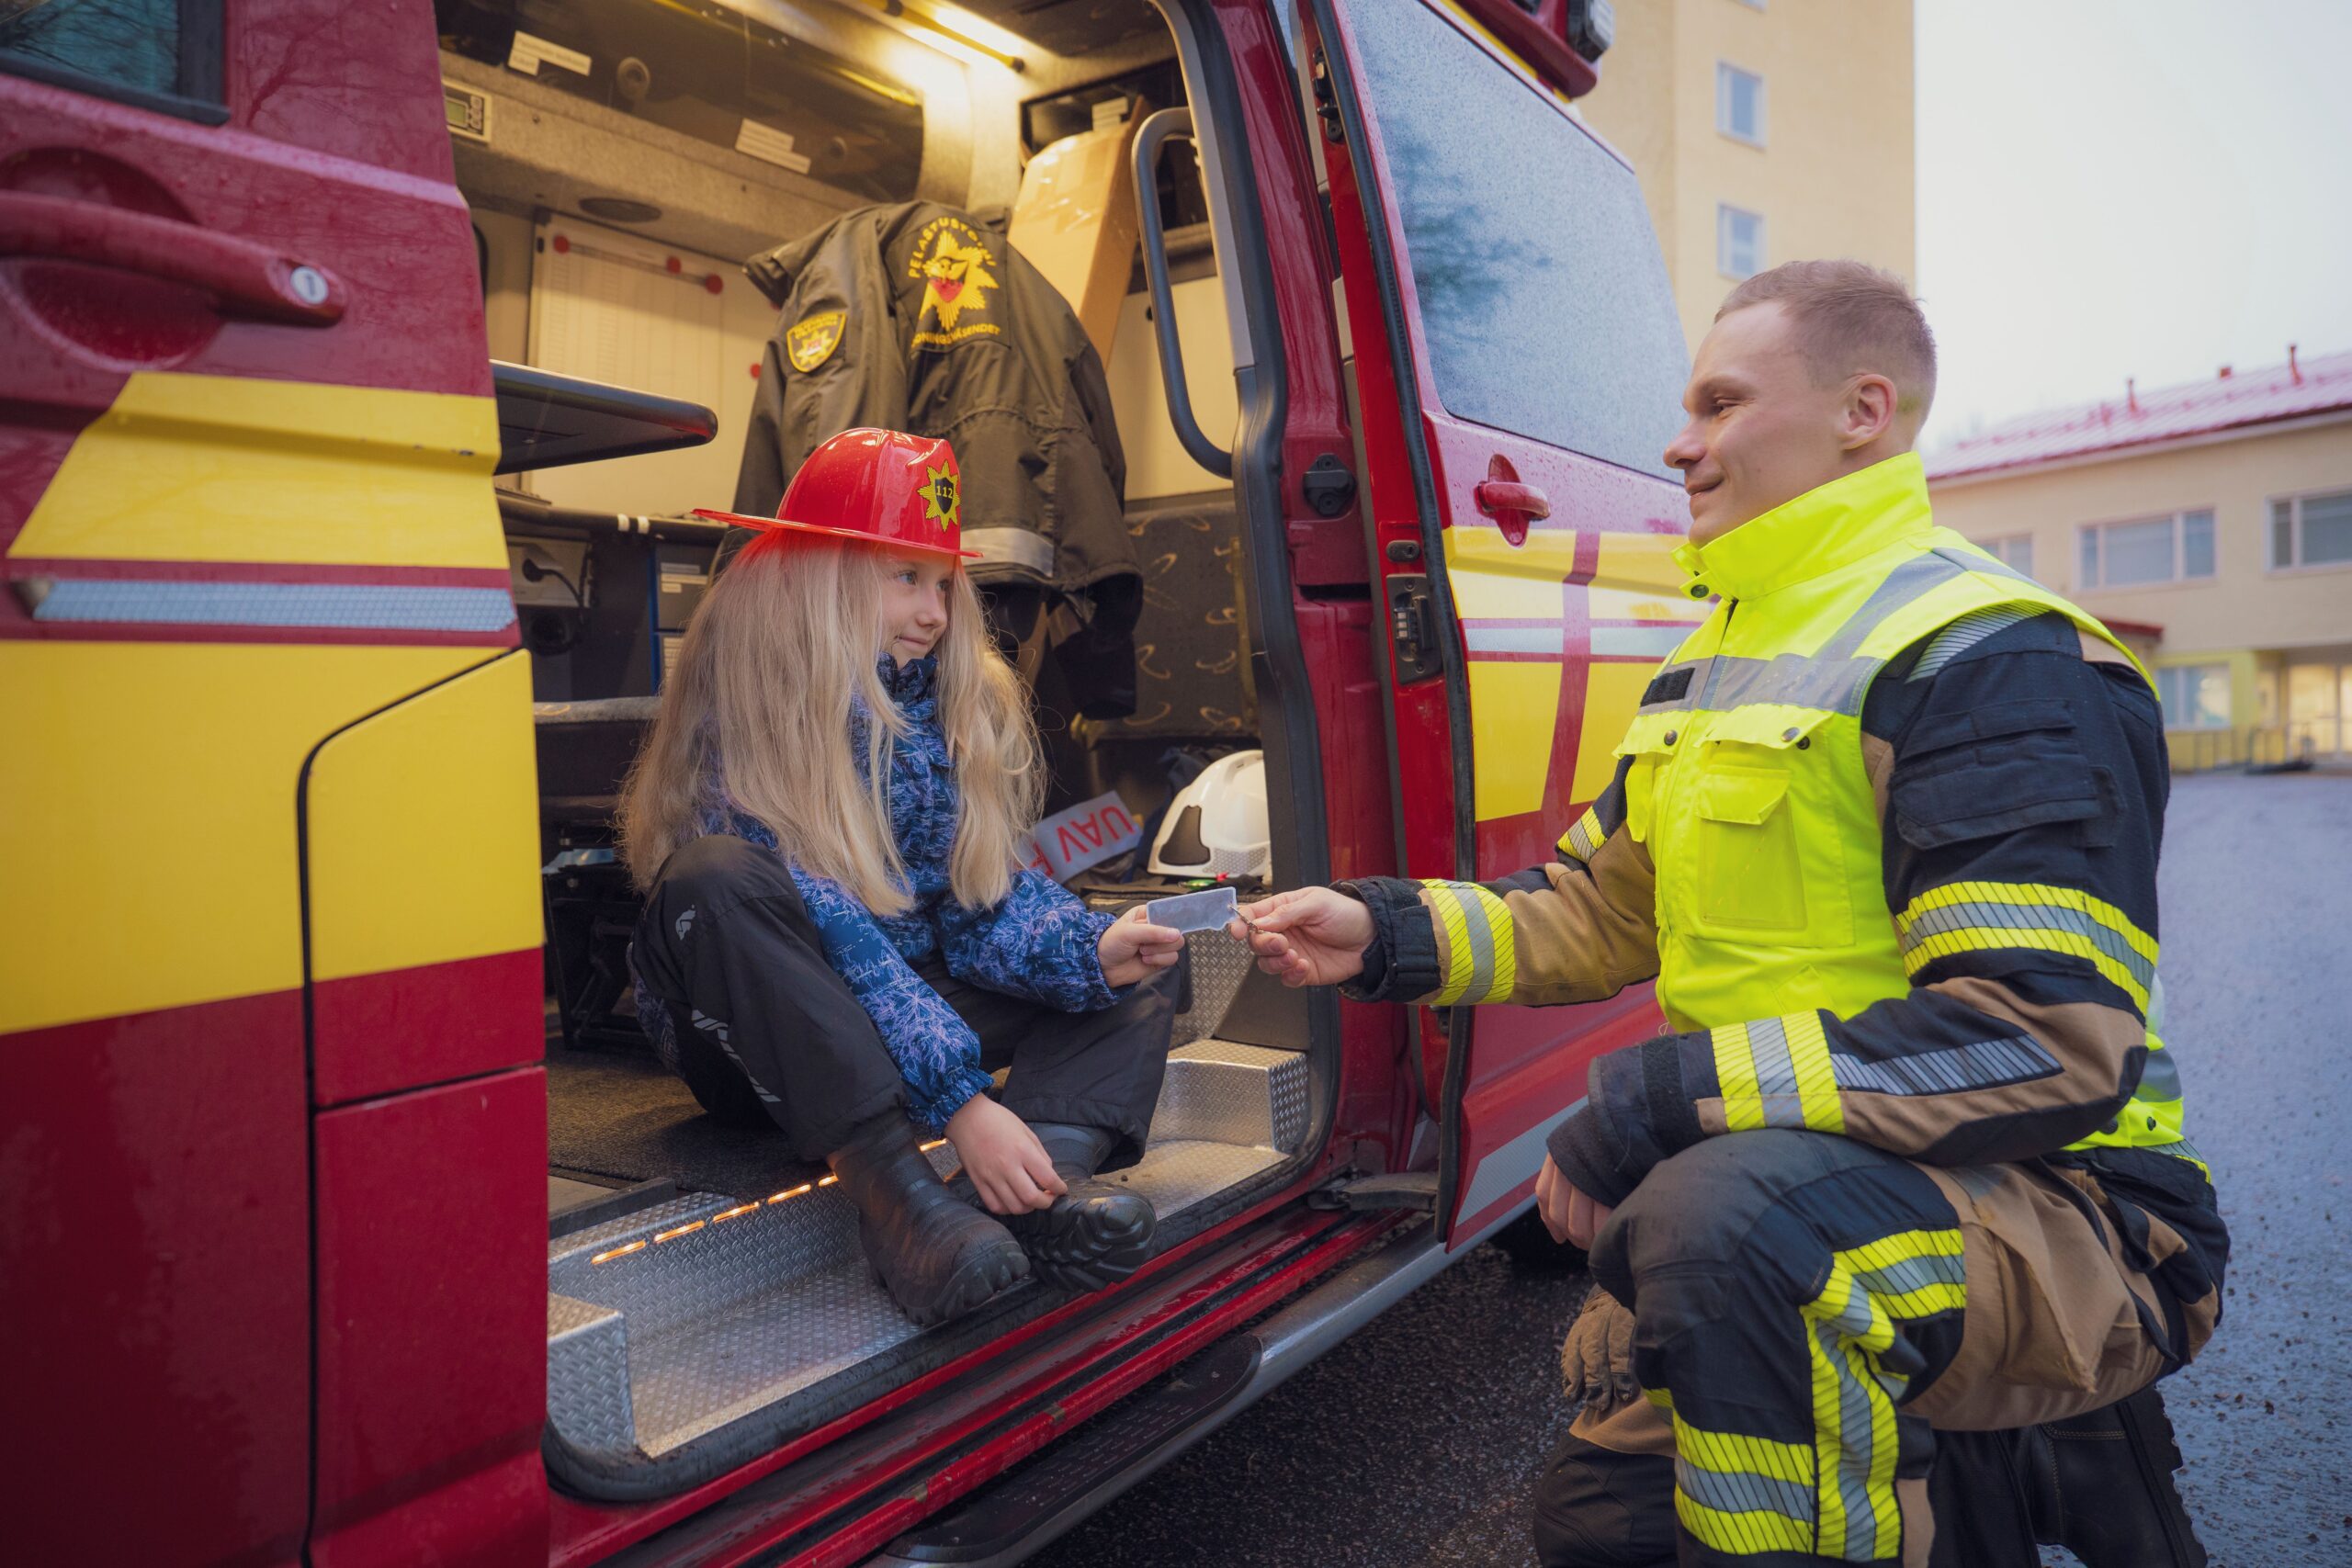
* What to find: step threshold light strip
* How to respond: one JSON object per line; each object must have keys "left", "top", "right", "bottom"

{"left": 587, "top": 1139, "right": 952, "bottom": 1263}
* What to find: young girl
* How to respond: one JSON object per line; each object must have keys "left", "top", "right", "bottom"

{"left": 619, "top": 429, "right": 1186, "bottom": 1328}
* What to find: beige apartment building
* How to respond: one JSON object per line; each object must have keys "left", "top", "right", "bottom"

{"left": 1578, "top": 0, "right": 1917, "bottom": 346}
{"left": 1928, "top": 348, "right": 2352, "bottom": 763}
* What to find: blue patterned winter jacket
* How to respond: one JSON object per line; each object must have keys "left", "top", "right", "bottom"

{"left": 641, "top": 654, "right": 1122, "bottom": 1131}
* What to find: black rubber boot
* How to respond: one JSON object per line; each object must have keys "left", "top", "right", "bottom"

{"left": 2030, "top": 1385, "right": 2210, "bottom": 1568}
{"left": 829, "top": 1114, "right": 1029, "bottom": 1328}
{"left": 994, "top": 1122, "right": 1157, "bottom": 1293}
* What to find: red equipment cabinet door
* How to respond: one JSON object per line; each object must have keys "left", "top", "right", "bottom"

{"left": 0, "top": 4, "right": 529, "bottom": 1566}
{"left": 1300, "top": 0, "right": 1696, "bottom": 1244}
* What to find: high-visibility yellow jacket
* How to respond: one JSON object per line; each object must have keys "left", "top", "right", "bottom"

{"left": 1345, "top": 454, "right": 2221, "bottom": 1313}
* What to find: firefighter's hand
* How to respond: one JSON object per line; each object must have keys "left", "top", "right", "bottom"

{"left": 1535, "top": 1155, "right": 1615, "bottom": 1249}
{"left": 1228, "top": 887, "right": 1373, "bottom": 987}
{"left": 1560, "top": 1283, "right": 1641, "bottom": 1409}
{"left": 1099, "top": 905, "right": 1187, "bottom": 988}
{"left": 946, "top": 1095, "right": 1066, "bottom": 1214}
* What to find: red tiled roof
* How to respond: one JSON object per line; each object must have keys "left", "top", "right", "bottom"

{"left": 1927, "top": 346, "right": 2352, "bottom": 481}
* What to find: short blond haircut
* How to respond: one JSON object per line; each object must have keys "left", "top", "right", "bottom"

{"left": 1717, "top": 259, "right": 1938, "bottom": 422}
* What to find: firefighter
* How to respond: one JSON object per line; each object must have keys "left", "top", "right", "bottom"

{"left": 1234, "top": 262, "right": 2224, "bottom": 1566}
{"left": 620, "top": 430, "right": 1185, "bottom": 1329}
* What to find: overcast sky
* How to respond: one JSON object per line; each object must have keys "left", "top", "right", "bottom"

{"left": 1915, "top": 0, "right": 2352, "bottom": 448}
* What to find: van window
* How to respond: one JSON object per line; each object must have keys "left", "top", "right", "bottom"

{"left": 0, "top": 0, "right": 220, "bottom": 111}
{"left": 1346, "top": 0, "right": 1688, "bottom": 479}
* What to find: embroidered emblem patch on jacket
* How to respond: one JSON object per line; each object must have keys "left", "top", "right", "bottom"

{"left": 908, "top": 216, "right": 1001, "bottom": 349}
{"left": 786, "top": 309, "right": 845, "bottom": 372}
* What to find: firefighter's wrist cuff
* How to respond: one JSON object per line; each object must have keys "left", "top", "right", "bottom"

{"left": 1335, "top": 878, "right": 1439, "bottom": 1003}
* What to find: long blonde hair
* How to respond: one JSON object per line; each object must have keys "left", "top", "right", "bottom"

{"left": 618, "top": 536, "right": 1042, "bottom": 913}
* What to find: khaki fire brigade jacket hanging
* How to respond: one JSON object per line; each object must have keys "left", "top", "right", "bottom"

{"left": 726, "top": 202, "right": 1142, "bottom": 716}
{"left": 1343, "top": 454, "right": 2224, "bottom": 1343}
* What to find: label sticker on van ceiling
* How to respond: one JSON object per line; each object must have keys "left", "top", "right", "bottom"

{"left": 508, "top": 31, "right": 590, "bottom": 78}
{"left": 786, "top": 310, "right": 846, "bottom": 372}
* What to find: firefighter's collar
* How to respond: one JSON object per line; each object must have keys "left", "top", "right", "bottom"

{"left": 1672, "top": 452, "right": 1934, "bottom": 604}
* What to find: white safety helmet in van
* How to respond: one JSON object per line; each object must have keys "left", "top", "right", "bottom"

{"left": 1148, "top": 750, "right": 1271, "bottom": 879}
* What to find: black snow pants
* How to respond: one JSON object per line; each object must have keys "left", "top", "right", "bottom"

{"left": 630, "top": 833, "right": 1176, "bottom": 1165}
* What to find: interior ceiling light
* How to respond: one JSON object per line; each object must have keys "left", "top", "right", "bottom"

{"left": 580, "top": 196, "right": 663, "bottom": 224}
{"left": 858, "top": 0, "right": 1026, "bottom": 73}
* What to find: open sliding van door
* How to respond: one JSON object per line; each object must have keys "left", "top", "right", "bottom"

{"left": 1300, "top": 0, "right": 1698, "bottom": 1245}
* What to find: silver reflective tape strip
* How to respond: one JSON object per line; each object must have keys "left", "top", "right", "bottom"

{"left": 1592, "top": 624, "right": 1690, "bottom": 659}
{"left": 1900, "top": 900, "right": 2156, "bottom": 992}
{"left": 957, "top": 527, "right": 1056, "bottom": 575}
{"left": 1637, "top": 653, "right": 1881, "bottom": 717}
{"left": 1813, "top": 1280, "right": 1890, "bottom": 1559}
{"left": 1906, "top": 604, "right": 2041, "bottom": 681}
{"left": 1675, "top": 1459, "right": 1816, "bottom": 1528}
{"left": 31, "top": 581, "right": 516, "bottom": 631}
{"left": 1943, "top": 545, "right": 2038, "bottom": 587}
{"left": 1817, "top": 551, "right": 1969, "bottom": 662}
{"left": 1446, "top": 883, "right": 1498, "bottom": 1006}
{"left": 1829, "top": 1035, "right": 2056, "bottom": 1096}
{"left": 1463, "top": 624, "right": 1561, "bottom": 655}
{"left": 1744, "top": 1014, "right": 1809, "bottom": 1129}
{"left": 2136, "top": 1044, "right": 2182, "bottom": 1101}
{"left": 1848, "top": 1249, "right": 1967, "bottom": 1303}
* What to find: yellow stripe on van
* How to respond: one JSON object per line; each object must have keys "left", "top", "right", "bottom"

{"left": 8, "top": 371, "right": 503, "bottom": 569}
{"left": 0, "top": 641, "right": 495, "bottom": 1035}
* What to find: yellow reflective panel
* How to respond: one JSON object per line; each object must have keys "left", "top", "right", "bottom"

{"left": 0, "top": 642, "right": 490, "bottom": 1034}
{"left": 1572, "top": 661, "right": 1655, "bottom": 801}
{"left": 12, "top": 372, "right": 503, "bottom": 568}
{"left": 1467, "top": 659, "right": 1564, "bottom": 820}
{"left": 1442, "top": 527, "right": 1579, "bottom": 619}
{"left": 303, "top": 652, "right": 541, "bottom": 984}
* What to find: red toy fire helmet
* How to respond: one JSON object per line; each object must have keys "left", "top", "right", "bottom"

{"left": 694, "top": 428, "right": 981, "bottom": 561}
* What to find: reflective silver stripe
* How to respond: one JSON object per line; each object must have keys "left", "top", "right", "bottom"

{"left": 30, "top": 580, "right": 515, "bottom": 631}
{"left": 1906, "top": 604, "right": 2041, "bottom": 681}
{"left": 1811, "top": 1276, "right": 1891, "bottom": 1558}
{"left": 2136, "top": 1045, "right": 2182, "bottom": 1101}
{"left": 957, "top": 527, "right": 1056, "bottom": 575}
{"left": 1592, "top": 624, "right": 1690, "bottom": 659}
{"left": 1848, "top": 1249, "right": 1968, "bottom": 1303}
{"left": 1446, "top": 883, "right": 1499, "bottom": 1007}
{"left": 1564, "top": 807, "right": 1604, "bottom": 861}
{"left": 1675, "top": 1458, "right": 1816, "bottom": 1528}
{"left": 1945, "top": 544, "right": 2040, "bottom": 588}
{"left": 1899, "top": 900, "right": 2157, "bottom": 994}
{"left": 2135, "top": 1138, "right": 2207, "bottom": 1166}
{"left": 1744, "top": 1014, "right": 1809, "bottom": 1129}
{"left": 1463, "top": 624, "right": 1561, "bottom": 655}
{"left": 1815, "top": 550, "right": 1970, "bottom": 662}
{"left": 1829, "top": 1035, "right": 2057, "bottom": 1096}
{"left": 1641, "top": 653, "right": 1881, "bottom": 717}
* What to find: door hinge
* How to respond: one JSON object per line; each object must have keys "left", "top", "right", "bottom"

{"left": 1301, "top": 453, "right": 1356, "bottom": 517}
{"left": 1310, "top": 50, "right": 1346, "bottom": 143}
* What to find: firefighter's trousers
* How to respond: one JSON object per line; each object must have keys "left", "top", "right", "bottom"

{"left": 1532, "top": 1130, "right": 2189, "bottom": 1568}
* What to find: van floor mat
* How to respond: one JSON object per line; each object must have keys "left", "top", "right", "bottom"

{"left": 546, "top": 1044, "right": 823, "bottom": 1201}
{"left": 544, "top": 1039, "right": 1310, "bottom": 1499}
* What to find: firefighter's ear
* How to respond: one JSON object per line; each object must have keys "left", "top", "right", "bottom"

{"left": 1838, "top": 371, "right": 1899, "bottom": 452}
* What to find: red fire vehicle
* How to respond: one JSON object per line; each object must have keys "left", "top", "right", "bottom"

{"left": 1, "top": 2, "right": 1695, "bottom": 1563}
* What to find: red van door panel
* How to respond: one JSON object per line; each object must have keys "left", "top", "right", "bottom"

{"left": 1303, "top": 0, "right": 1690, "bottom": 1242}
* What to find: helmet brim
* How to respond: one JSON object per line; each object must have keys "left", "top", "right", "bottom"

{"left": 689, "top": 508, "right": 983, "bottom": 560}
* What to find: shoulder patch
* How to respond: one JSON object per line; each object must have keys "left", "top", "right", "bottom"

{"left": 786, "top": 309, "right": 846, "bottom": 372}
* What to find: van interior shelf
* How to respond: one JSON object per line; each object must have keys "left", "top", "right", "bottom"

{"left": 492, "top": 359, "right": 718, "bottom": 476}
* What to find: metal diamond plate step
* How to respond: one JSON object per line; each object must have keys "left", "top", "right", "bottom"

{"left": 546, "top": 1039, "right": 1307, "bottom": 1467}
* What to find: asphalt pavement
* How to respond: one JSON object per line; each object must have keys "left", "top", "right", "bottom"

{"left": 1028, "top": 773, "right": 2352, "bottom": 1568}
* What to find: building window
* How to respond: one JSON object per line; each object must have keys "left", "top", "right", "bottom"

{"left": 1717, "top": 63, "right": 1765, "bottom": 145}
{"left": 2154, "top": 664, "right": 2231, "bottom": 730}
{"left": 2076, "top": 509, "right": 2215, "bottom": 589}
{"left": 1980, "top": 534, "right": 2035, "bottom": 578}
{"left": 2269, "top": 488, "right": 2352, "bottom": 570}
{"left": 1717, "top": 204, "right": 1764, "bottom": 279}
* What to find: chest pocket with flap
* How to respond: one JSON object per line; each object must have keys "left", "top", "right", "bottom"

{"left": 1665, "top": 706, "right": 1857, "bottom": 946}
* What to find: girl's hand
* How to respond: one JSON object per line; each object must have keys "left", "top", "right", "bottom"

{"left": 945, "top": 1095, "right": 1065, "bottom": 1214}
{"left": 1098, "top": 905, "right": 1187, "bottom": 988}
{"left": 1227, "top": 886, "right": 1374, "bottom": 987}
